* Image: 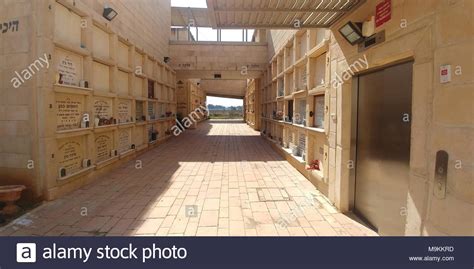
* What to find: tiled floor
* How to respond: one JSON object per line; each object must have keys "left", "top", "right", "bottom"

{"left": 0, "top": 120, "right": 377, "bottom": 236}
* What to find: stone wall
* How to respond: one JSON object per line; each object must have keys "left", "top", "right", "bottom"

{"left": 254, "top": 0, "right": 473, "bottom": 235}
{"left": 266, "top": 29, "right": 297, "bottom": 61}
{"left": 0, "top": 0, "right": 39, "bottom": 201}
{"left": 329, "top": 0, "right": 472, "bottom": 236}
{"left": 0, "top": 0, "right": 173, "bottom": 202}
{"left": 87, "top": 0, "right": 171, "bottom": 60}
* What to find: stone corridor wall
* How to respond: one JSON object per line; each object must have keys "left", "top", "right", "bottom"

{"left": 329, "top": 0, "right": 472, "bottom": 236}
{"left": 0, "top": 0, "right": 173, "bottom": 202}
{"left": 0, "top": 0, "right": 39, "bottom": 201}
{"left": 255, "top": 0, "right": 473, "bottom": 235}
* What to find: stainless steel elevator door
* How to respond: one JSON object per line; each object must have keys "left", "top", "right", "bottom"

{"left": 355, "top": 62, "right": 413, "bottom": 236}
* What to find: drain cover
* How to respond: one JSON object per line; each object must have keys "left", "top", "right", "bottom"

{"left": 256, "top": 188, "right": 291, "bottom": 202}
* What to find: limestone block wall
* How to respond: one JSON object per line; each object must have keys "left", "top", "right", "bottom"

{"left": 176, "top": 79, "right": 206, "bottom": 128}
{"left": 244, "top": 79, "right": 260, "bottom": 130}
{"left": 251, "top": 0, "right": 473, "bottom": 235}
{"left": 87, "top": 0, "right": 171, "bottom": 60}
{"left": 329, "top": 0, "right": 472, "bottom": 236}
{"left": 169, "top": 42, "right": 268, "bottom": 80}
{"left": 0, "top": 0, "right": 176, "bottom": 203}
{"left": 266, "top": 29, "right": 297, "bottom": 61}
{"left": 258, "top": 28, "right": 333, "bottom": 197}
{"left": 0, "top": 0, "right": 39, "bottom": 201}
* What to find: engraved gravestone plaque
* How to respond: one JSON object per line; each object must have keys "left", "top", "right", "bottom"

{"left": 94, "top": 98, "right": 113, "bottom": 125}
{"left": 95, "top": 134, "right": 112, "bottom": 162}
{"left": 57, "top": 56, "right": 78, "bottom": 86}
{"left": 118, "top": 129, "right": 132, "bottom": 153}
{"left": 58, "top": 139, "right": 83, "bottom": 176}
{"left": 118, "top": 100, "right": 132, "bottom": 123}
{"left": 56, "top": 94, "right": 83, "bottom": 131}
{"left": 136, "top": 101, "right": 144, "bottom": 121}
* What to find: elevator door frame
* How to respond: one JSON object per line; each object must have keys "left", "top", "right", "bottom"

{"left": 349, "top": 60, "right": 414, "bottom": 234}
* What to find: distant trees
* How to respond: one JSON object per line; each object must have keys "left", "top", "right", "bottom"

{"left": 207, "top": 104, "right": 243, "bottom": 111}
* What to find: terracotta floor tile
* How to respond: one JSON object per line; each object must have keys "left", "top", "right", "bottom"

{"left": 0, "top": 121, "right": 376, "bottom": 237}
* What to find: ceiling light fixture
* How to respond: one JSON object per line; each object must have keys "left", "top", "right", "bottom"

{"left": 339, "top": 21, "right": 364, "bottom": 45}
{"left": 103, "top": 5, "right": 118, "bottom": 21}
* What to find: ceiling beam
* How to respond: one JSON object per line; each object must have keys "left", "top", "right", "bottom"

{"left": 206, "top": 0, "right": 218, "bottom": 28}
{"left": 214, "top": 8, "right": 350, "bottom": 13}
{"left": 215, "top": 24, "right": 332, "bottom": 29}
{"left": 206, "top": 93, "right": 244, "bottom": 99}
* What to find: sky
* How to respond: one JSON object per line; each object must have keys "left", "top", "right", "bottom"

{"left": 207, "top": 96, "right": 243, "bottom": 107}
{"left": 171, "top": 0, "right": 254, "bottom": 42}
{"left": 171, "top": 0, "right": 207, "bottom": 8}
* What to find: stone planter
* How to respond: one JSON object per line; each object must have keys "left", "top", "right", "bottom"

{"left": 0, "top": 185, "right": 26, "bottom": 215}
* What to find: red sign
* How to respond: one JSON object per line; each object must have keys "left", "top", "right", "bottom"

{"left": 375, "top": 0, "right": 391, "bottom": 27}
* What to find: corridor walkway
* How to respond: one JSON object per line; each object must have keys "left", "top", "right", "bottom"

{"left": 0, "top": 121, "right": 376, "bottom": 236}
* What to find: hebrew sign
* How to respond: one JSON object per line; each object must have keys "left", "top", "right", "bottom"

{"left": 0, "top": 20, "right": 19, "bottom": 33}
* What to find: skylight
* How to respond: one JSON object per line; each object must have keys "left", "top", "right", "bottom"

{"left": 171, "top": 0, "right": 207, "bottom": 8}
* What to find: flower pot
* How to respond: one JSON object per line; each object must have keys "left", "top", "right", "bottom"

{"left": 0, "top": 185, "right": 26, "bottom": 215}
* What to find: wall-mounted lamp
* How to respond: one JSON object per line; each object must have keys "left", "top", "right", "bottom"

{"left": 339, "top": 21, "right": 364, "bottom": 45}
{"left": 103, "top": 5, "right": 118, "bottom": 21}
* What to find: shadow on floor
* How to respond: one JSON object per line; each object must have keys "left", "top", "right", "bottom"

{"left": 0, "top": 120, "right": 286, "bottom": 235}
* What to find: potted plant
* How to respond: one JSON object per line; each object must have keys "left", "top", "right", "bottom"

{"left": 275, "top": 111, "right": 284, "bottom": 120}
{"left": 0, "top": 185, "right": 26, "bottom": 215}
{"left": 306, "top": 160, "right": 321, "bottom": 171}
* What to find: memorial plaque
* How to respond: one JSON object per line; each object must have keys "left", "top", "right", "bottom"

{"left": 314, "top": 95, "right": 325, "bottom": 128}
{"left": 118, "top": 128, "right": 132, "bottom": 153}
{"left": 58, "top": 138, "right": 84, "bottom": 176}
{"left": 118, "top": 100, "right": 132, "bottom": 123}
{"left": 298, "top": 133, "right": 306, "bottom": 159}
{"left": 55, "top": 48, "right": 82, "bottom": 86}
{"left": 58, "top": 57, "right": 78, "bottom": 86}
{"left": 136, "top": 101, "right": 144, "bottom": 121}
{"left": 157, "top": 103, "right": 164, "bottom": 118}
{"left": 148, "top": 102, "right": 155, "bottom": 120}
{"left": 94, "top": 98, "right": 113, "bottom": 126}
{"left": 95, "top": 134, "right": 113, "bottom": 162}
{"left": 56, "top": 94, "right": 84, "bottom": 131}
